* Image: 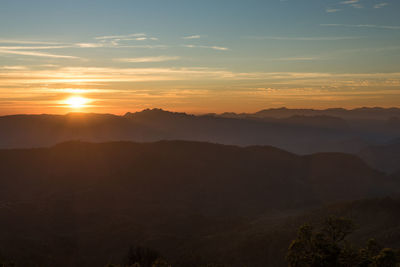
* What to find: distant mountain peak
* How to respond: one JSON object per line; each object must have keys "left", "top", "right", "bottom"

{"left": 124, "top": 108, "right": 193, "bottom": 120}
{"left": 248, "top": 107, "right": 400, "bottom": 120}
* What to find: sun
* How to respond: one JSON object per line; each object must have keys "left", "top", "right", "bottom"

{"left": 64, "top": 96, "right": 91, "bottom": 109}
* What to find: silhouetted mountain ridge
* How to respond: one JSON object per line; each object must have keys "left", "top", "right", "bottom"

{"left": 251, "top": 107, "right": 400, "bottom": 120}
{"left": 0, "top": 107, "right": 399, "bottom": 172}
{"left": 125, "top": 108, "right": 195, "bottom": 121}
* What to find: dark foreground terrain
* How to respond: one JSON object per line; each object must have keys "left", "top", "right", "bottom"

{"left": 0, "top": 141, "right": 399, "bottom": 266}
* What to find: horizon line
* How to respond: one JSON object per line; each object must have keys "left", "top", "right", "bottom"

{"left": 1, "top": 106, "right": 399, "bottom": 117}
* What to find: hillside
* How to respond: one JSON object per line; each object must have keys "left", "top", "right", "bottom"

{"left": 0, "top": 141, "right": 398, "bottom": 266}
{"left": 208, "top": 196, "right": 400, "bottom": 267}
{"left": 358, "top": 140, "right": 400, "bottom": 174}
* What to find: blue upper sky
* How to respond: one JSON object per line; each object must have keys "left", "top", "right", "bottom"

{"left": 0, "top": 0, "right": 399, "bottom": 114}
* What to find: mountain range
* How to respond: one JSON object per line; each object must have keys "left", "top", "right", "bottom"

{"left": 1, "top": 107, "right": 399, "bottom": 173}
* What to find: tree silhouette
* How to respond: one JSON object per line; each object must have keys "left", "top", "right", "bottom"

{"left": 152, "top": 259, "right": 172, "bottom": 267}
{"left": 287, "top": 217, "right": 400, "bottom": 267}
{"left": 124, "top": 246, "right": 161, "bottom": 267}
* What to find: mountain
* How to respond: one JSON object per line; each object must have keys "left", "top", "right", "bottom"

{"left": 0, "top": 108, "right": 399, "bottom": 157}
{"left": 280, "top": 115, "right": 349, "bottom": 130}
{"left": 358, "top": 140, "right": 400, "bottom": 174}
{"left": 248, "top": 107, "right": 400, "bottom": 120}
{"left": 0, "top": 141, "right": 398, "bottom": 266}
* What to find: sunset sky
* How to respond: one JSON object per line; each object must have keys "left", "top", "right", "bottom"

{"left": 1, "top": 0, "right": 399, "bottom": 114}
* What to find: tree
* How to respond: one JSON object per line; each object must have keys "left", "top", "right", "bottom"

{"left": 125, "top": 246, "right": 161, "bottom": 267}
{"left": 373, "top": 248, "right": 399, "bottom": 267}
{"left": 152, "top": 259, "right": 172, "bottom": 267}
{"left": 287, "top": 217, "right": 400, "bottom": 267}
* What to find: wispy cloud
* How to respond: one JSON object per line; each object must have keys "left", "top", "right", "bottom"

{"left": 340, "top": 0, "right": 363, "bottom": 8}
{"left": 95, "top": 33, "right": 146, "bottom": 40}
{"left": 321, "top": 24, "right": 400, "bottom": 30}
{"left": 2, "top": 66, "right": 400, "bottom": 85}
{"left": 272, "top": 57, "right": 321, "bottom": 61}
{"left": 115, "top": 56, "right": 181, "bottom": 63}
{"left": 75, "top": 43, "right": 105, "bottom": 48}
{"left": 183, "top": 45, "right": 229, "bottom": 51}
{"left": 0, "top": 49, "right": 79, "bottom": 59}
{"left": 74, "top": 43, "right": 166, "bottom": 49}
{"left": 117, "top": 45, "right": 168, "bottom": 49}
{"left": 0, "top": 44, "right": 77, "bottom": 59}
{"left": 246, "top": 36, "right": 361, "bottom": 41}
{"left": 0, "top": 45, "right": 71, "bottom": 50}
{"left": 182, "top": 35, "right": 201, "bottom": 39}
{"left": 0, "top": 66, "right": 28, "bottom": 70}
{"left": 374, "top": 2, "right": 388, "bottom": 8}
{"left": 0, "top": 66, "right": 240, "bottom": 85}
{"left": 0, "top": 38, "right": 77, "bottom": 59}
{"left": 1, "top": 66, "right": 399, "bottom": 112}
{"left": 341, "top": 0, "right": 359, "bottom": 4}
{"left": 90, "top": 33, "right": 160, "bottom": 49}
{"left": 327, "top": 1, "right": 389, "bottom": 12}
{"left": 0, "top": 39, "right": 61, "bottom": 45}
{"left": 326, "top": 8, "right": 341, "bottom": 13}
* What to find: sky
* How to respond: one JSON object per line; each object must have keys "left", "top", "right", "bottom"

{"left": 0, "top": 0, "right": 399, "bottom": 114}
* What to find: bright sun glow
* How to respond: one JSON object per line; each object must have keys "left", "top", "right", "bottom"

{"left": 64, "top": 96, "right": 91, "bottom": 109}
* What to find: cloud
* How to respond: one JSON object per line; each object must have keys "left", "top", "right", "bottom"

{"left": 95, "top": 33, "right": 146, "bottom": 40}
{"left": 117, "top": 45, "right": 168, "bottom": 49}
{"left": 2, "top": 66, "right": 400, "bottom": 85}
{"left": 272, "top": 57, "right": 321, "bottom": 61}
{"left": 327, "top": 1, "right": 388, "bottom": 12}
{"left": 1, "top": 65, "right": 399, "bottom": 112}
{"left": 340, "top": 0, "right": 363, "bottom": 8}
{"left": 183, "top": 45, "right": 229, "bottom": 51}
{"left": 0, "top": 49, "right": 79, "bottom": 59}
{"left": 43, "top": 88, "right": 118, "bottom": 94}
{"left": 1, "top": 66, "right": 399, "bottom": 112}
{"left": 321, "top": 24, "right": 400, "bottom": 30}
{"left": 0, "top": 66, "right": 240, "bottom": 86}
{"left": 374, "top": 3, "right": 388, "bottom": 8}
{"left": 0, "top": 45, "right": 70, "bottom": 50}
{"left": 0, "top": 39, "right": 61, "bottom": 45}
{"left": 115, "top": 56, "right": 181, "bottom": 63}
{"left": 341, "top": 0, "right": 360, "bottom": 4}
{"left": 0, "top": 66, "right": 28, "bottom": 70}
{"left": 0, "top": 44, "right": 74, "bottom": 59}
{"left": 246, "top": 36, "right": 361, "bottom": 41}
{"left": 326, "top": 8, "right": 341, "bottom": 13}
{"left": 75, "top": 43, "right": 104, "bottom": 48}
{"left": 182, "top": 35, "right": 201, "bottom": 39}
{"left": 208, "top": 46, "right": 229, "bottom": 51}
{"left": 92, "top": 33, "right": 160, "bottom": 49}
{"left": 75, "top": 42, "right": 166, "bottom": 49}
